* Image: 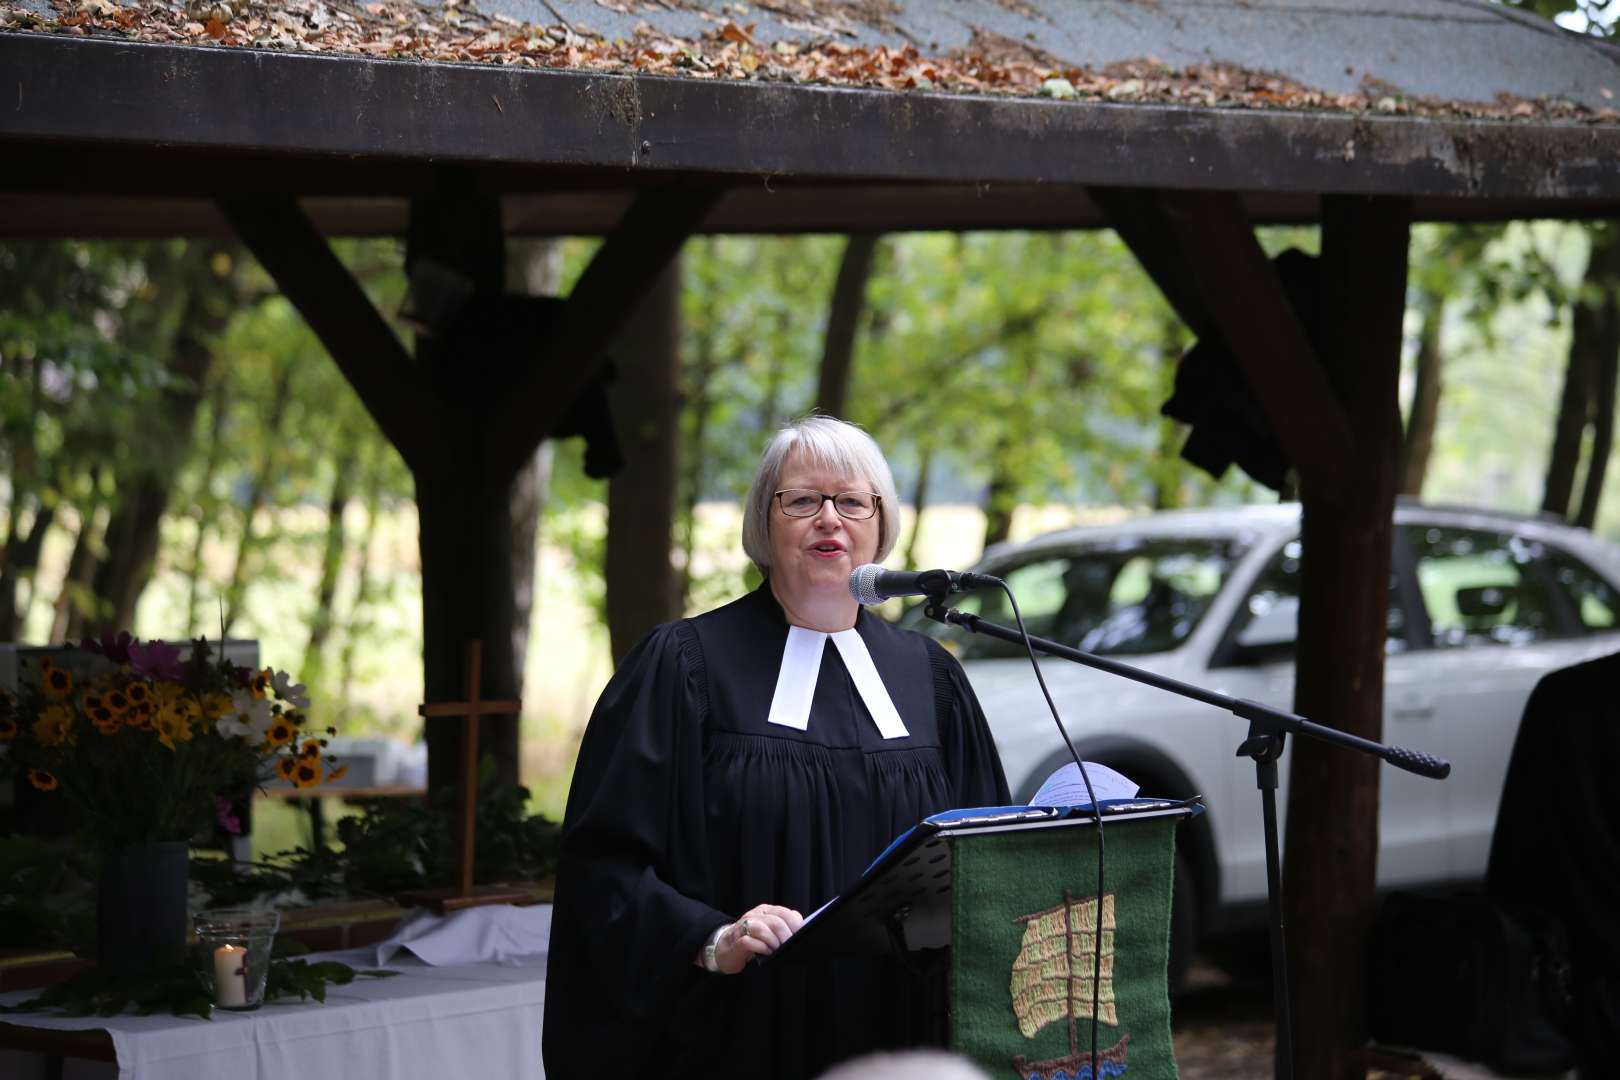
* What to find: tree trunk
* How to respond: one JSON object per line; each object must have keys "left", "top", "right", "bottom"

{"left": 981, "top": 432, "right": 1018, "bottom": 553}
{"left": 222, "top": 358, "right": 295, "bottom": 635}
{"left": 51, "top": 496, "right": 104, "bottom": 644}
{"left": 1575, "top": 292, "right": 1620, "bottom": 529}
{"left": 301, "top": 429, "right": 356, "bottom": 690}
{"left": 506, "top": 238, "right": 563, "bottom": 700}
{"left": 88, "top": 243, "right": 237, "bottom": 633}
{"left": 1535, "top": 234, "right": 1613, "bottom": 518}
{"left": 760, "top": 309, "right": 790, "bottom": 433}
{"left": 1285, "top": 196, "right": 1410, "bottom": 1080}
{"left": 605, "top": 259, "right": 683, "bottom": 666}
{"left": 1399, "top": 296, "right": 1445, "bottom": 498}
{"left": 679, "top": 239, "right": 721, "bottom": 610}
{"left": 903, "top": 445, "right": 934, "bottom": 570}
{"left": 186, "top": 375, "right": 232, "bottom": 636}
{"left": 0, "top": 504, "right": 53, "bottom": 640}
{"left": 338, "top": 447, "right": 384, "bottom": 726}
{"left": 814, "top": 234, "right": 880, "bottom": 418}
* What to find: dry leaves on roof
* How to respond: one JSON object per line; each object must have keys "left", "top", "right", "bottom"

{"left": 3, "top": 0, "right": 1615, "bottom": 123}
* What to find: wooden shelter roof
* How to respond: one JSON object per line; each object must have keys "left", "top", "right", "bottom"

{"left": 3, "top": 0, "right": 1619, "bottom": 237}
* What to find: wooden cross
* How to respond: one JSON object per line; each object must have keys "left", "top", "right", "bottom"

{"left": 397, "top": 640, "right": 532, "bottom": 913}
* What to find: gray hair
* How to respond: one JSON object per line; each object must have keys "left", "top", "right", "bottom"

{"left": 742, "top": 416, "right": 901, "bottom": 574}
{"left": 814, "top": 1051, "right": 992, "bottom": 1080}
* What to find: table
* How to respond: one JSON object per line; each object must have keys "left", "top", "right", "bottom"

{"left": 0, "top": 942, "right": 546, "bottom": 1080}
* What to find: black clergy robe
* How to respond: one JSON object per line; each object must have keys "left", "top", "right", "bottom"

{"left": 1487, "top": 651, "right": 1620, "bottom": 1074}
{"left": 542, "top": 585, "right": 1010, "bottom": 1080}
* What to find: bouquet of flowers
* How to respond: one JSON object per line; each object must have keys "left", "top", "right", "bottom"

{"left": 0, "top": 633, "right": 343, "bottom": 850}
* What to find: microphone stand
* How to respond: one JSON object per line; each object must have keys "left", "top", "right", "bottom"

{"left": 921, "top": 598, "right": 1450, "bottom": 1080}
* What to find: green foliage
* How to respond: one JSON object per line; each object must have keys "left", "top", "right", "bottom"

{"left": 330, "top": 758, "right": 560, "bottom": 896}
{"left": 1500, "top": 0, "right": 1616, "bottom": 34}
{"left": 0, "top": 835, "right": 93, "bottom": 949}
{"left": 189, "top": 758, "right": 561, "bottom": 908}
{"left": 264, "top": 955, "right": 399, "bottom": 1005}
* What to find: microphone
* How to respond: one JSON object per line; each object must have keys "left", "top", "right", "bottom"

{"left": 848, "top": 564, "right": 1003, "bottom": 605}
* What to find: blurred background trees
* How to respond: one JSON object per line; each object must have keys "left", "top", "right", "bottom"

{"left": 1, "top": 218, "right": 1614, "bottom": 808}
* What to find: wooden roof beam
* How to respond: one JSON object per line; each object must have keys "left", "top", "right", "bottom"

{"left": 219, "top": 196, "right": 432, "bottom": 472}
{"left": 487, "top": 184, "right": 722, "bottom": 480}
{"left": 1150, "top": 189, "right": 1355, "bottom": 498}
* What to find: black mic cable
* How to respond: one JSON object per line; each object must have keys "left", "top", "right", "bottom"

{"left": 994, "top": 579, "right": 1107, "bottom": 1080}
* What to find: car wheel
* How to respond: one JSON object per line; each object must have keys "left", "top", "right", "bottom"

{"left": 1168, "top": 851, "right": 1197, "bottom": 996}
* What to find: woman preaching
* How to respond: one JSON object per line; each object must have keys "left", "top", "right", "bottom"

{"left": 543, "top": 416, "right": 1009, "bottom": 1079}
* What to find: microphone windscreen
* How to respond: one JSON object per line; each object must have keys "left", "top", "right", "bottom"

{"left": 848, "top": 564, "right": 886, "bottom": 605}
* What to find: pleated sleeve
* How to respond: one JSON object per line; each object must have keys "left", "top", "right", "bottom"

{"left": 542, "top": 620, "right": 729, "bottom": 1078}
{"left": 927, "top": 637, "right": 1012, "bottom": 809}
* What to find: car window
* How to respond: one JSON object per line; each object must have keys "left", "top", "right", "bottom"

{"left": 1220, "top": 538, "right": 1409, "bottom": 663}
{"left": 1542, "top": 547, "right": 1620, "bottom": 633}
{"left": 912, "top": 537, "right": 1248, "bottom": 660}
{"left": 1404, "top": 526, "right": 1557, "bottom": 647}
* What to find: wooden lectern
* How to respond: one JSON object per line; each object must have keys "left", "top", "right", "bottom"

{"left": 773, "top": 800, "right": 1198, "bottom": 1080}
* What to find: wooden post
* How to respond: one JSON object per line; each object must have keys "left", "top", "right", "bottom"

{"left": 398, "top": 640, "right": 528, "bottom": 913}
{"left": 1286, "top": 194, "right": 1412, "bottom": 1080}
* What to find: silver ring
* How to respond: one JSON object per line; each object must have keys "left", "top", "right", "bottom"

{"left": 739, "top": 918, "right": 752, "bottom": 938}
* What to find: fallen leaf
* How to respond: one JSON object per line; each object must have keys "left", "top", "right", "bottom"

{"left": 205, "top": 15, "right": 226, "bottom": 38}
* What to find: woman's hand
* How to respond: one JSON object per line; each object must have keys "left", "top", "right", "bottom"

{"left": 711, "top": 904, "right": 804, "bottom": 974}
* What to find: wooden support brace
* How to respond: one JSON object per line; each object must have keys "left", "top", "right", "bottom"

{"left": 487, "top": 184, "right": 724, "bottom": 480}
{"left": 1088, "top": 186, "right": 1215, "bottom": 340}
{"left": 1149, "top": 189, "right": 1355, "bottom": 498}
{"left": 218, "top": 196, "right": 432, "bottom": 472}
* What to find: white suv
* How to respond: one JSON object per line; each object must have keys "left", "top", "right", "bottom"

{"left": 905, "top": 501, "right": 1620, "bottom": 974}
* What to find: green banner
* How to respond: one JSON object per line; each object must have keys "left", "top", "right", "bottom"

{"left": 950, "top": 818, "right": 1180, "bottom": 1080}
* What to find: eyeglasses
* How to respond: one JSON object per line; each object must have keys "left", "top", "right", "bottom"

{"left": 774, "top": 489, "right": 882, "bottom": 520}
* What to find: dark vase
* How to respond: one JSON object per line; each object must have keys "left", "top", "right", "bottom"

{"left": 96, "top": 841, "right": 190, "bottom": 980}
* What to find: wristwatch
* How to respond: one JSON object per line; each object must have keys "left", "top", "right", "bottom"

{"left": 700, "top": 923, "right": 728, "bottom": 973}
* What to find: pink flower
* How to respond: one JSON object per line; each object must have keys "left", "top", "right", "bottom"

{"left": 127, "top": 640, "right": 188, "bottom": 683}
{"left": 215, "top": 795, "right": 243, "bottom": 836}
{"left": 80, "top": 631, "right": 134, "bottom": 664}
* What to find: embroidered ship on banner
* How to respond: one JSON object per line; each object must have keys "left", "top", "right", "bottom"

{"left": 1008, "top": 889, "right": 1131, "bottom": 1080}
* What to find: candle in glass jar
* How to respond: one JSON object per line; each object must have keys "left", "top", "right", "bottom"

{"left": 213, "top": 943, "right": 248, "bottom": 1007}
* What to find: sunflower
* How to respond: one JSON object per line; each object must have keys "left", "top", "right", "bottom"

{"left": 275, "top": 756, "right": 298, "bottom": 782}
{"left": 40, "top": 661, "right": 72, "bottom": 701}
{"left": 299, "top": 739, "right": 322, "bottom": 760}
{"left": 325, "top": 764, "right": 349, "bottom": 784}
{"left": 125, "top": 702, "right": 154, "bottom": 731}
{"left": 33, "top": 705, "right": 74, "bottom": 747}
{"left": 124, "top": 681, "right": 151, "bottom": 708}
{"left": 292, "top": 760, "right": 320, "bottom": 788}
{"left": 153, "top": 710, "right": 184, "bottom": 752}
{"left": 27, "top": 769, "right": 58, "bottom": 792}
{"left": 251, "top": 668, "right": 273, "bottom": 700}
{"left": 0, "top": 715, "right": 17, "bottom": 741}
{"left": 200, "top": 693, "right": 233, "bottom": 722}
{"left": 265, "top": 716, "right": 297, "bottom": 748}
{"left": 103, "top": 689, "right": 130, "bottom": 716}
{"left": 81, "top": 690, "right": 104, "bottom": 713}
{"left": 89, "top": 706, "right": 120, "bottom": 735}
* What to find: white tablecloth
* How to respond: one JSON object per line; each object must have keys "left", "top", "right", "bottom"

{"left": 0, "top": 905, "right": 550, "bottom": 1080}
